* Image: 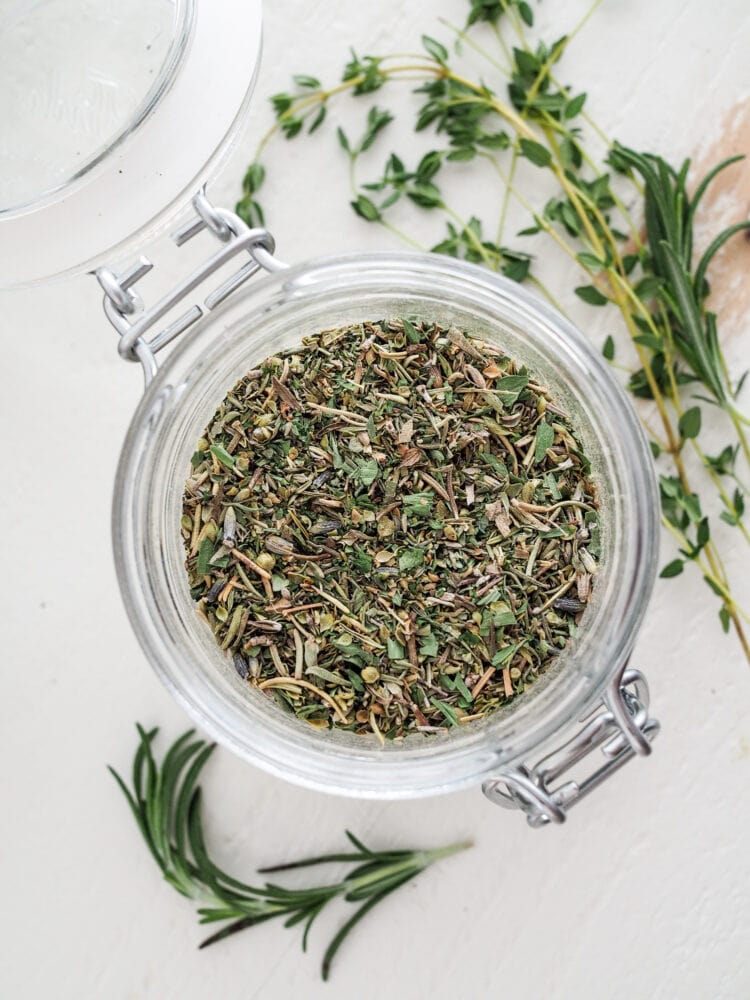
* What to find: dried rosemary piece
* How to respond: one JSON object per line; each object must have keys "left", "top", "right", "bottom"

{"left": 182, "top": 319, "right": 599, "bottom": 739}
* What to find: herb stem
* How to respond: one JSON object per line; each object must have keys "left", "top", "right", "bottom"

{"left": 497, "top": 0, "right": 527, "bottom": 45}
{"left": 443, "top": 204, "right": 501, "bottom": 269}
{"left": 730, "top": 410, "right": 750, "bottom": 468}
{"left": 526, "top": 274, "right": 569, "bottom": 316}
{"left": 661, "top": 516, "right": 750, "bottom": 657}
{"left": 692, "top": 440, "right": 750, "bottom": 546}
{"left": 495, "top": 145, "right": 517, "bottom": 247}
{"left": 439, "top": 17, "right": 511, "bottom": 74}
{"left": 491, "top": 22, "right": 514, "bottom": 66}
{"left": 493, "top": 29, "right": 565, "bottom": 247}
{"left": 380, "top": 219, "right": 429, "bottom": 251}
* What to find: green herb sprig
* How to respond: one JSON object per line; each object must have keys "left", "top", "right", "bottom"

{"left": 237, "top": 0, "right": 750, "bottom": 662}
{"left": 109, "top": 726, "right": 470, "bottom": 980}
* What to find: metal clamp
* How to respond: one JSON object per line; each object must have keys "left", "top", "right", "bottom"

{"left": 483, "top": 662, "right": 659, "bottom": 827}
{"left": 95, "top": 188, "right": 288, "bottom": 387}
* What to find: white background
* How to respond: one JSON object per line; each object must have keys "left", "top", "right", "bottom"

{"left": 3, "top": 2, "right": 750, "bottom": 998}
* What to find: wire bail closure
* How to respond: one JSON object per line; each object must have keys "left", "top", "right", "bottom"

{"left": 95, "top": 188, "right": 288, "bottom": 387}
{"left": 482, "top": 662, "right": 659, "bottom": 826}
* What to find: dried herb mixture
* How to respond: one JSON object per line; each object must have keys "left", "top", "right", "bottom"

{"left": 182, "top": 319, "right": 599, "bottom": 740}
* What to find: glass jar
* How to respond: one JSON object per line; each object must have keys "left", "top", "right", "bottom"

{"left": 112, "top": 246, "right": 660, "bottom": 822}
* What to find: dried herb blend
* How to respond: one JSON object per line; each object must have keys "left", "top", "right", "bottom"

{"left": 182, "top": 319, "right": 599, "bottom": 739}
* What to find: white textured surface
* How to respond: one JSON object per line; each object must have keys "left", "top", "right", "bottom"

{"left": 2, "top": 2, "right": 750, "bottom": 998}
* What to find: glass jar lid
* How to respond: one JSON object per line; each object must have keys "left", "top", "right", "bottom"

{"left": 0, "top": 0, "right": 262, "bottom": 286}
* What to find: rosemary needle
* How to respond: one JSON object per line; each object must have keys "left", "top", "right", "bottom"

{"left": 109, "top": 725, "right": 471, "bottom": 980}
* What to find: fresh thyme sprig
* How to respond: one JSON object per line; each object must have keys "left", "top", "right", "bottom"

{"left": 109, "top": 725, "right": 470, "bottom": 980}
{"left": 236, "top": 0, "right": 750, "bottom": 662}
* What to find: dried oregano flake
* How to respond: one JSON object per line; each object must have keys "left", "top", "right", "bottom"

{"left": 182, "top": 319, "right": 599, "bottom": 740}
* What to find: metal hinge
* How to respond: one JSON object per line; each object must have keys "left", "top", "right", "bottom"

{"left": 95, "top": 188, "right": 287, "bottom": 387}
{"left": 483, "top": 662, "right": 659, "bottom": 827}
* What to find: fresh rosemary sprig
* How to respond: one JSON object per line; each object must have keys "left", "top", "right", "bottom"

{"left": 236, "top": 0, "right": 750, "bottom": 662}
{"left": 109, "top": 725, "right": 470, "bottom": 980}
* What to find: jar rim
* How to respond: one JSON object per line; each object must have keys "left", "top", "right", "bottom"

{"left": 113, "top": 251, "right": 659, "bottom": 798}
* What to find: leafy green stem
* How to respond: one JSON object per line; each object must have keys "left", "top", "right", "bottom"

{"left": 110, "top": 726, "right": 470, "bottom": 981}
{"left": 730, "top": 410, "right": 750, "bottom": 467}
{"left": 381, "top": 219, "right": 430, "bottom": 250}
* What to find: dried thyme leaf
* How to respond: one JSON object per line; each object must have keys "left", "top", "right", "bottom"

{"left": 209, "top": 444, "right": 235, "bottom": 469}
{"left": 534, "top": 420, "right": 555, "bottom": 463}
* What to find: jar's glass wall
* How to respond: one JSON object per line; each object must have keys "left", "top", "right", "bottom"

{"left": 114, "top": 254, "right": 659, "bottom": 798}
